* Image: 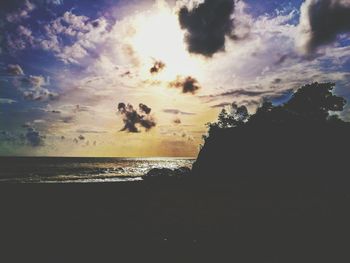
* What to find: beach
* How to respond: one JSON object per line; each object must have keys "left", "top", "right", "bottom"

{"left": 1, "top": 176, "right": 349, "bottom": 262}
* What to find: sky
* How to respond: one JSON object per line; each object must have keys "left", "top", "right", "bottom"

{"left": 1, "top": 0, "right": 350, "bottom": 157}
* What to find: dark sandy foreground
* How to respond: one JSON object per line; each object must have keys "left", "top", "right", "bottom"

{"left": 0, "top": 176, "right": 350, "bottom": 263}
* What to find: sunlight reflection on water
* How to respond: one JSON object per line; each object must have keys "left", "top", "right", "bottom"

{"left": 0, "top": 157, "right": 194, "bottom": 183}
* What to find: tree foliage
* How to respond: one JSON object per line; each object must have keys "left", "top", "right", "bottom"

{"left": 206, "top": 82, "right": 347, "bottom": 138}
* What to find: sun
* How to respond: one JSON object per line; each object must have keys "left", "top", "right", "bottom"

{"left": 129, "top": 1, "right": 204, "bottom": 82}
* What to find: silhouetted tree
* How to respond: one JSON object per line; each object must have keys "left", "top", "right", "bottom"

{"left": 284, "top": 82, "right": 346, "bottom": 121}
{"left": 208, "top": 103, "right": 249, "bottom": 130}
{"left": 205, "top": 82, "right": 347, "bottom": 141}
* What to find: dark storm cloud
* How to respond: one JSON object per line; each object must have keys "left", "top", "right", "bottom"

{"left": 117, "top": 102, "right": 156, "bottom": 133}
{"left": 150, "top": 60, "right": 165, "bottom": 74}
{"left": 300, "top": 0, "right": 350, "bottom": 53}
{"left": 169, "top": 76, "right": 201, "bottom": 94}
{"left": 178, "top": 0, "right": 235, "bottom": 56}
{"left": 163, "top": 109, "right": 196, "bottom": 115}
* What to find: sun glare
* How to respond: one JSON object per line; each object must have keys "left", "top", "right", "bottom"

{"left": 130, "top": 3, "right": 204, "bottom": 81}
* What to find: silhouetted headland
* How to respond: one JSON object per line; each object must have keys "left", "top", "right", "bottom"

{"left": 194, "top": 82, "right": 350, "bottom": 183}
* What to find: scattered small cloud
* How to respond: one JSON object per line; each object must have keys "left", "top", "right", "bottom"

{"left": 169, "top": 76, "right": 201, "bottom": 94}
{"left": 6, "top": 64, "right": 24, "bottom": 75}
{"left": 73, "top": 104, "right": 91, "bottom": 113}
{"left": 139, "top": 103, "right": 151, "bottom": 114}
{"left": 25, "top": 127, "right": 45, "bottom": 147}
{"left": 150, "top": 60, "right": 165, "bottom": 74}
{"left": 173, "top": 117, "right": 181, "bottom": 125}
{"left": 117, "top": 102, "right": 156, "bottom": 133}
{"left": 120, "top": 70, "right": 132, "bottom": 78}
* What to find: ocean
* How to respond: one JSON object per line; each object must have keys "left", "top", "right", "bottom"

{"left": 0, "top": 157, "right": 194, "bottom": 183}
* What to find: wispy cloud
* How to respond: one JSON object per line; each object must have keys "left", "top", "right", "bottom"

{"left": 162, "top": 109, "right": 196, "bottom": 115}
{"left": 0, "top": 98, "right": 17, "bottom": 104}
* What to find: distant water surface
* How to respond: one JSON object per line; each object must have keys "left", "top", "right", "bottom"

{"left": 0, "top": 157, "right": 194, "bottom": 183}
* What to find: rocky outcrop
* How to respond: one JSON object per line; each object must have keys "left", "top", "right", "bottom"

{"left": 142, "top": 167, "right": 191, "bottom": 180}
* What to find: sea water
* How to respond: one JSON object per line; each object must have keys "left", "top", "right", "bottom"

{"left": 0, "top": 157, "right": 194, "bottom": 183}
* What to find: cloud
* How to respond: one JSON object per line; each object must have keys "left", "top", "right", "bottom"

{"left": 139, "top": 103, "right": 152, "bottom": 114}
{"left": 39, "top": 11, "right": 109, "bottom": 63}
{"left": 0, "top": 131, "right": 17, "bottom": 143}
{"left": 25, "top": 127, "right": 45, "bottom": 147}
{"left": 0, "top": 98, "right": 16, "bottom": 104}
{"left": 6, "top": 64, "right": 24, "bottom": 75}
{"left": 162, "top": 109, "right": 196, "bottom": 115}
{"left": 6, "top": 25, "right": 35, "bottom": 51}
{"left": 117, "top": 102, "right": 156, "bottom": 133}
{"left": 76, "top": 129, "right": 107, "bottom": 134}
{"left": 169, "top": 76, "right": 201, "bottom": 94}
{"left": 20, "top": 75, "right": 59, "bottom": 101}
{"left": 6, "top": 0, "right": 35, "bottom": 23}
{"left": 297, "top": 0, "right": 350, "bottom": 53}
{"left": 201, "top": 88, "right": 272, "bottom": 99}
{"left": 173, "top": 118, "right": 181, "bottom": 124}
{"left": 150, "top": 60, "right": 165, "bottom": 74}
{"left": 73, "top": 104, "right": 91, "bottom": 113}
{"left": 178, "top": 0, "right": 235, "bottom": 56}
{"left": 46, "top": 0, "right": 64, "bottom": 6}
{"left": 210, "top": 102, "right": 232, "bottom": 108}
{"left": 5, "top": 10, "right": 109, "bottom": 63}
